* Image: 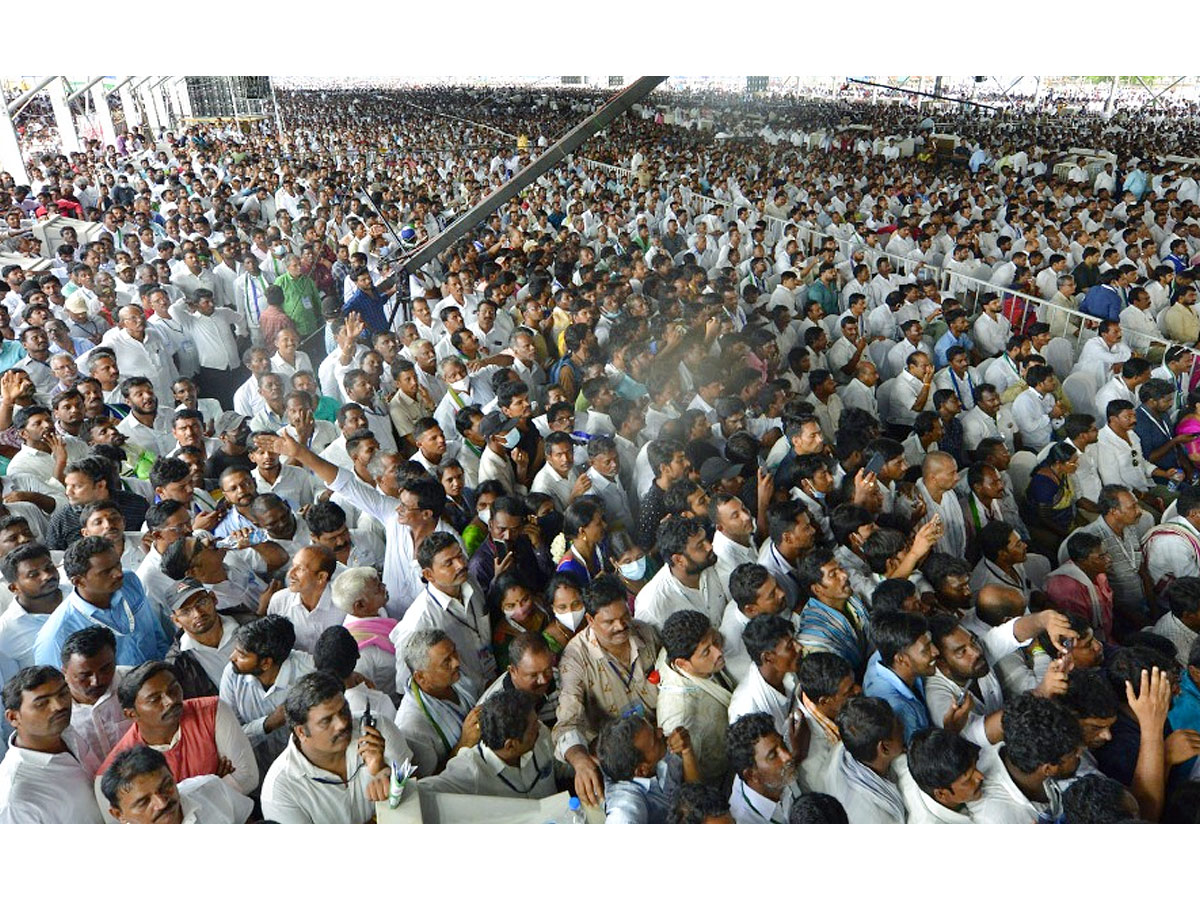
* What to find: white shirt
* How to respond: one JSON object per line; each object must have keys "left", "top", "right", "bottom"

{"left": 117, "top": 410, "right": 177, "bottom": 458}
{"left": 261, "top": 717, "right": 409, "bottom": 824}
{"left": 167, "top": 300, "right": 244, "bottom": 370}
{"left": 729, "top": 774, "right": 788, "bottom": 824}
{"left": 530, "top": 465, "right": 578, "bottom": 512}
{"left": 1146, "top": 515, "right": 1200, "bottom": 588}
{"left": 727, "top": 664, "right": 792, "bottom": 742}
{"left": 0, "top": 731, "right": 103, "bottom": 823}
{"left": 394, "top": 679, "right": 477, "bottom": 776}
{"left": 634, "top": 564, "right": 729, "bottom": 632}
{"left": 0, "top": 602, "right": 50, "bottom": 669}
{"left": 966, "top": 741, "right": 1046, "bottom": 824}
{"left": 70, "top": 673, "right": 132, "bottom": 767}
{"left": 99, "top": 327, "right": 179, "bottom": 401}
{"left": 254, "top": 466, "right": 317, "bottom": 513}
{"left": 389, "top": 579, "right": 496, "bottom": 693}
{"left": 889, "top": 370, "right": 932, "bottom": 428}
{"left": 972, "top": 312, "right": 1013, "bottom": 358}
{"left": 175, "top": 773, "right": 254, "bottom": 824}
{"left": 1095, "top": 425, "right": 1155, "bottom": 492}
{"left": 219, "top": 651, "right": 316, "bottom": 771}
{"left": 839, "top": 377, "right": 878, "bottom": 417}
{"left": 1093, "top": 376, "right": 1136, "bottom": 417}
{"left": 266, "top": 586, "right": 343, "bottom": 654}
{"left": 1011, "top": 387, "right": 1055, "bottom": 451}
{"left": 178, "top": 614, "right": 238, "bottom": 688}
{"left": 1076, "top": 337, "right": 1132, "bottom": 390}
{"left": 960, "top": 404, "right": 1018, "bottom": 453}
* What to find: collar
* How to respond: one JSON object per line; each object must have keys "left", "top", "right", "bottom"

{"left": 734, "top": 775, "right": 779, "bottom": 821}
{"left": 869, "top": 654, "right": 923, "bottom": 702}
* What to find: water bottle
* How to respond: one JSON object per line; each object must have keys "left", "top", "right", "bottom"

{"left": 216, "top": 528, "right": 268, "bottom": 549}
{"left": 567, "top": 796, "right": 587, "bottom": 824}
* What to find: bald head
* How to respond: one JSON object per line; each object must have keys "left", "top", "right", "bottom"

{"left": 975, "top": 584, "right": 1026, "bottom": 627}
{"left": 922, "top": 450, "right": 956, "bottom": 480}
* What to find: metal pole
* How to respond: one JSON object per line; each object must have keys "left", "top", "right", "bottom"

{"left": 7, "top": 76, "right": 59, "bottom": 117}
{"left": 228, "top": 77, "right": 241, "bottom": 122}
{"left": 0, "top": 98, "right": 30, "bottom": 184}
{"left": 48, "top": 78, "right": 82, "bottom": 155}
{"left": 397, "top": 75, "right": 666, "bottom": 283}
{"left": 846, "top": 78, "right": 998, "bottom": 111}
{"left": 66, "top": 75, "right": 108, "bottom": 104}
{"left": 104, "top": 76, "right": 133, "bottom": 97}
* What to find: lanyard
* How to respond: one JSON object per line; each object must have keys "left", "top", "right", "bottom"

{"left": 428, "top": 587, "right": 487, "bottom": 644}
{"left": 950, "top": 370, "right": 974, "bottom": 407}
{"left": 740, "top": 782, "right": 773, "bottom": 822}
{"left": 411, "top": 681, "right": 463, "bottom": 757}
{"left": 605, "top": 654, "right": 637, "bottom": 691}
{"left": 482, "top": 745, "right": 550, "bottom": 796}
{"left": 73, "top": 594, "right": 136, "bottom": 635}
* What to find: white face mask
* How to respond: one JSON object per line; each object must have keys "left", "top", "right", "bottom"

{"left": 618, "top": 556, "right": 648, "bottom": 581}
{"left": 478, "top": 507, "right": 492, "bottom": 525}
{"left": 503, "top": 427, "right": 521, "bottom": 450}
{"left": 555, "top": 608, "right": 585, "bottom": 632}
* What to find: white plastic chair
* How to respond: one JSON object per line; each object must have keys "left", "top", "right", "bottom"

{"left": 1043, "top": 337, "right": 1075, "bottom": 381}
{"left": 1008, "top": 450, "right": 1038, "bottom": 499}
{"left": 1061, "top": 370, "right": 1098, "bottom": 419}
{"left": 868, "top": 339, "right": 895, "bottom": 375}
{"left": 876, "top": 378, "right": 896, "bottom": 425}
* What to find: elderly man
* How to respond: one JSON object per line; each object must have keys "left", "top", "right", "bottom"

{"left": 393, "top": 629, "right": 481, "bottom": 777}
{"left": 264, "top": 546, "right": 342, "bottom": 654}
{"left": 916, "top": 451, "right": 964, "bottom": 559}
{"left": 100, "top": 304, "right": 178, "bottom": 402}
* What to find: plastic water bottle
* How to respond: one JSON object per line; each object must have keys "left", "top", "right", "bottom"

{"left": 216, "top": 528, "right": 268, "bottom": 549}
{"left": 568, "top": 796, "right": 587, "bottom": 824}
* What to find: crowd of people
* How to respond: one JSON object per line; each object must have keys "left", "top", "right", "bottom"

{"left": 3, "top": 80, "right": 1200, "bottom": 826}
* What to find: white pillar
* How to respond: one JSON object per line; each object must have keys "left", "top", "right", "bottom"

{"left": 140, "top": 83, "right": 161, "bottom": 134}
{"left": 90, "top": 82, "right": 117, "bottom": 148}
{"left": 175, "top": 78, "right": 193, "bottom": 118}
{"left": 119, "top": 82, "right": 141, "bottom": 131}
{"left": 48, "top": 77, "right": 81, "bottom": 154}
{"left": 150, "top": 82, "right": 171, "bottom": 132}
{"left": 0, "top": 100, "right": 30, "bottom": 185}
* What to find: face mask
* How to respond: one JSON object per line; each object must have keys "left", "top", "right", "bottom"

{"left": 618, "top": 556, "right": 648, "bottom": 581}
{"left": 478, "top": 507, "right": 491, "bottom": 525}
{"left": 503, "top": 428, "right": 521, "bottom": 450}
{"left": 556, "top": 608, "right": 586, "bottom": 632}
{"left": 449, "top": 378, "right": 470, "bottom": 393}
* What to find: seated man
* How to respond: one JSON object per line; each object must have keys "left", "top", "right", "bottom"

{"left": 864, "top": 610, "right": 972, "bottom": 742}
{"left": 598, "top": 713, "right": 699, "bottom": 824}
{"left": 1151, "top": 576, "right": 1200, "bottom": 667}
{"left": 330, "top": 566, "right": 399, "bottom": 698}
{"left": 728, "top": 614, "right": 798, "bottom": 745}
{"left": 1045, "top": 531, "right": 1116, "bottom": 643}
{"left": 476, "top": 631, "right": 560, "bottom": 727}
{"left": 164, "top": 580, "right": 238, "bottom": 699}
{"left": 553, "top": 574, "right": 660, "bottom": 807}
{"left": 896, "top": 727, "right": 987, "bottom": 824}
{"left": 721, "top": 563, "right": 790, "bottom": 684}
{"left": 827, "top": 695, "right": 908, "bottom": 824}
{"left": 393, "top": 629, "right": 481, "bottom": 777}
{"left": 99, "top": 745, "right": 253, "bottom": 824}
{"left": 261, "top": 671, "right": 408, "bottom": 824}
{"left": 0, "top": 665, "right": 103, "bottom": 823}
{"left": 420, "top": 689, "right": 557, "bottom": 801}
{"left": 726, "top": 712, "right": 796, "bottom": 824}
{"left": 969, "top": 693, "right": 1083, "bottom": 824}
{"left": 655, "top": 609, "right": 735, "bottom": 782}
{"left": 219, "top": 615, "right": 315, "bottom": 776}
{"left": 95, "top": 661, "right": 259, "bottom": 814}
{"left": 794, "top": 651, "right": 860, "bottom": 792}
{"left": 33, "top": 536, "right": 170, "bottom": 668}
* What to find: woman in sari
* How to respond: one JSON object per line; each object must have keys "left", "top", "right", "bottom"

{"left": 553, "top": 497, "right": 608, "bottom": 585}
{"left": 1175, "top": 388, "right": 1200, "bottom": 465}
{"left": 1024, "top": 441, "right": 1079, "bottom": 556}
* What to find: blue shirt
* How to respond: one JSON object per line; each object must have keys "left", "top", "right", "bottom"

{"left": 0, "top": 340, "right": 27, "bottom": 372}
{"left": 342, "top": 289, "right": 391, "bottom": 337}
{"left": 933, "top": 330, "right": 974, "bottom": 368}
{"left": 33, "top": 572, "right": 169, "bottom": 667}
{"left": 1079, "top": 284, "right": 1122, "bottom": 322}
{"left": 1169, "top": 672, "right": 1200, "bottom": 737}
{"left": 862, "top": 651, "right": 930, "bottom": 741}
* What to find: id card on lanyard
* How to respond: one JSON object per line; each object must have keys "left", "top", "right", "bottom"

{"left": 74, "top": 594, "right": 136, "bottom": 635}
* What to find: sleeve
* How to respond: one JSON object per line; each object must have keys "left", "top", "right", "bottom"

{"left": 219, "top": 668, "right": 268, "bottom": 746}
{"left": 215, "top": 700, "right": 260, "bottom": 794}
{"left": 331, "top": 467, "right": 396, "bottom": 523}
{"left": 260, "top": 771, "right": 315, "bottom": 824}
{"left": 393, "top": 704, "right": 439, "bottom": 777}
{"left": 552, "top": 644, "right": 592, "bottom": 761}
{"left": 417, "top": 751, "right": 474, "bottom": 795}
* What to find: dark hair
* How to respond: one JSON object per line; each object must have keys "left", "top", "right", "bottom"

{"left": 1062, "top": 774, "right": 1137, "bottom": 824}
{"left": 116, "top": 661, "right": 177, "bottom": 710}
{"left": 830, "top": 504, "right": 874, "bottom": 546}
{"left": 233, "top": 615, "right": 296, "bottom": 666}
{"left": 766, "top": 499, "right": 807, "bottom": 547}
{"left": 62, "top": 535, "right": 116, "bottom": 580}
{"left": 99, "top": 745, "right": 172, "bottom": 807}
{"left": 597, "top": 713, "right": 652, "bottom": 782}
{"left": 1167, "top": 576, "right": 1200, "bottom": 619}
{"left": 726, "top": 712, "right": 780, "bottom": 779}
{"left": 1002, "top": 693, "right": 1083, "bottom": 774}
{"left": 149, "top": 456, "right": 191, "bottom": 489}
{"left": 656, "top": 515, "right": 706, "bottom": 562}
{"left": 742, "top": 614, "right": 794, "bottom": 667}
{"left": 563, "top": 497, "right": 603, "bottom": 541}
{"left": 1065, "top": 530, "right": 1103, "bottom": 563}
{"left": 1061, "top": 669, "right": 1119, "bottom": 721}
{"left": 661, "top": 609, "right": 714, "bottom": 663}
{"left": 284, "top": 670, "right": 346, "bottom": 729}
{"left": 795, "top": 546, "right": 837, "bottom": 599}
{"left": 304, "top": 500, "right": 348, "bottom": 537}
{"left": 313, "top": 625, "right": 360, "bottom": 680}
{"left": 416, "top": 530, "right": 461, "bottom": 571}
{"left": 787, "top": 792, "right": 849, "bottom": 824}
{"left": 1104, "top": 645, "right": 1179, "bottom": 699}
{"left": 906, "top": 728, "right": 980, "bottom": 795}
{"left": 0, "top": 541, "right": 51, "bottom": 582}
{"left": 669, "top": 782, "right": 733, "bottom": 824}
{"left": 728, "top": 563, "right": 771, "bottom": 613}
{"left": 60, "top": 624, "right": 116, "bottom": 666}
{"left": 583, "top": 573, "right": 627, "bottom": 617}
{"left": 796, "top": 652, "right": 852, "bottom": 702}
{"left": 871, "top": 609, "right": 929, "bottom": 670}
{"left": 837, "top": 696, "right": 896, "bottom": 764}
{"left": 478, "top": 688, "right": 535, "bottom": 752}
{"left": 2, "top": 665, "right": 64, "bottom": 712}
{"left": 978, "top": 521, "right": 1016, "bottom": 562}
{"left": 861, "top": 529, "right": 906, "bottom": 575}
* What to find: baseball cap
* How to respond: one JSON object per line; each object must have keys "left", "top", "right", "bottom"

{"left": 699, "top": 457, "right": 743, "bottom": 487}
{"left": 215, "top": 411, "right": 248, "bottom": 435}
{"left": 478, "top": 411, "right": 518, "bottom": 439}
{"left": 169, "top": 578, "right": 211, "bottom": 611}
{"left": 64, "top": 296, "right": 89, "bottom": 316}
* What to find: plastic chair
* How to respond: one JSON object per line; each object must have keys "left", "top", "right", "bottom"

{"left": 1043, "top": 337, "right": 1075, "bottom": 381}
{"left": 1008, "top": 450, "right": 1038, "bottom": 499}
{"left": 868, "top": 339, "right": 895, "bottom": 376}
{"left": 876, "top": 378, "right": 896, "bottom": 426}
{"left": 1061, "top": 370, "right": 1098, "bottom": 419}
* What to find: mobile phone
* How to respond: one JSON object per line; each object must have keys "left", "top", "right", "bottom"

{"left": 494, "top": 540, "right": 508, "bottom": 560}
{"left": 865, "top": 451, "right": 888, "bottom": 476}
{"left": 361, "top": 702, "right": 375, "bottom": 730}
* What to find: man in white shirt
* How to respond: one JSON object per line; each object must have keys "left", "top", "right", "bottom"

{"left": 167, "top": 290, "right": 245, "bottom": 409}
{"left": 261, "top": 671, "right": 407, "bottom": 823}
{"left": 889, "top": 351, "right": 935, "bottom": 429}
{"left": 1011, "top": 364, "right": 1063, "bottom": 452}
{"left": 1145, "top": 487, "right": 1200, "bottom": 590}
{"left": 164, "top": 580, "right": 238, "bottom": 696}
{"left": 1119, "top": 287, "right": 1164, "bottom": 354}
{"left": 727, "top": 711, "right": 795, "bottom": 824}
{"left": 265, "top": 546, "right": 343, "bottom": 655}
{"left": 1075, "top": 321, "right": 1132, "bottom": 391}
{"left": 0, "top": 665, "right": 103, "bottom": 823}
{"left": 219, "top": 613, "right": 316, "bottom": 775}
{"left": 971, "top": 294, "right": 1013, "bottom": 359}
{"left": 0, "top": 544, "right": 62, "bottom": 670}
{"left": 1096, "top": 400, "right": 1181, "bottom": 509}
{"left": 99, "top": 745, "right": 253, "bottom": 823}
{"left": 393, "top": 628, "right": 481, "bottom": 777}
{"left": 1093, "top": 358, "right": 1150, "bottom": 418}
{"left": 100, "top": 303, "right": 178, "bottom": 403}
{"left": 635, "top": 516, "right": 730, "bottom": 632}
{"left": 62, "top": 627, "right": 131, "bottom": 767}
{"left": 839, "top": 360, "right": 879, "bottom": 418}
